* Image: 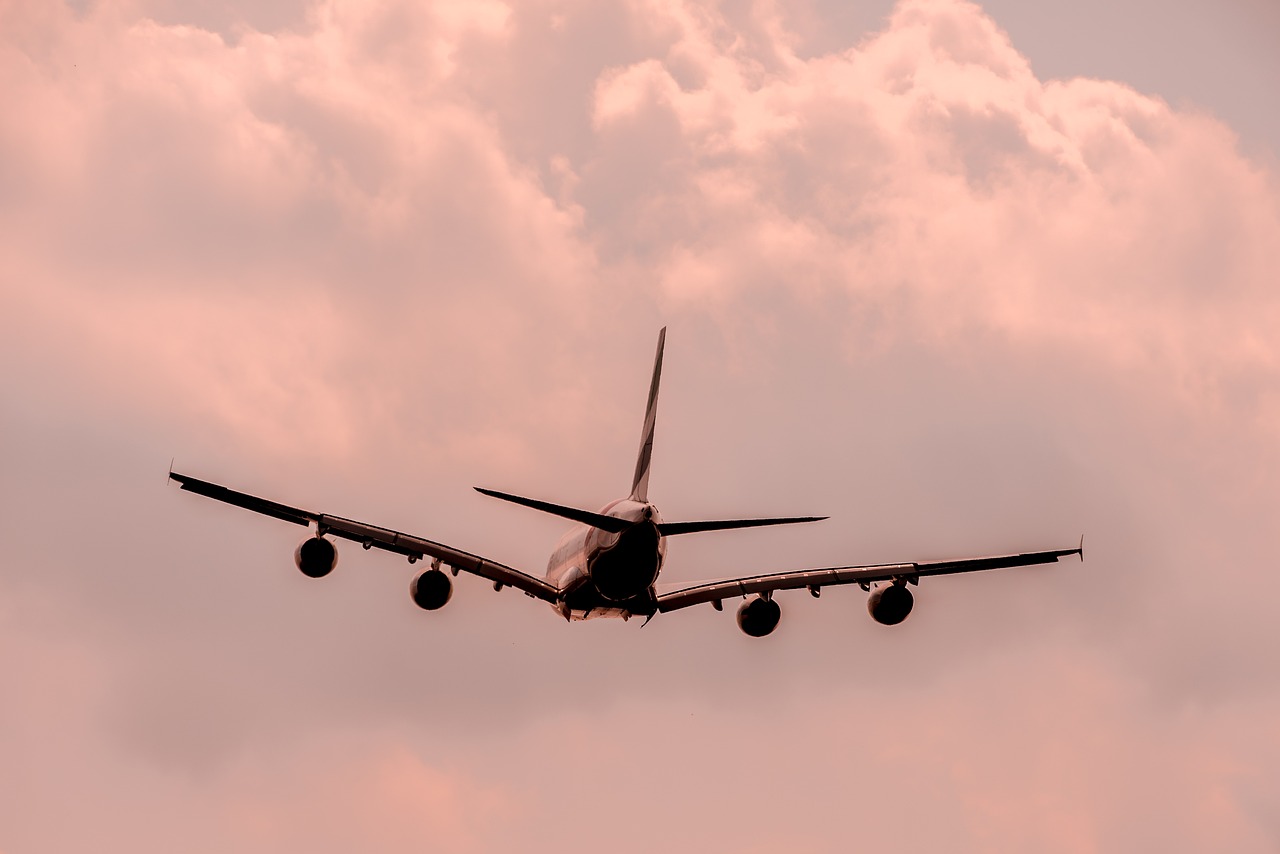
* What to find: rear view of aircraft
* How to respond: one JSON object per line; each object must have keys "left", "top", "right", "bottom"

{"left": 170, "top": 329, "right": 1081, "bottom": 636}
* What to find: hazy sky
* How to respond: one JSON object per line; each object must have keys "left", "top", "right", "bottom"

{"left": 2, "top": 0, "right": 1278, "bottom": 851}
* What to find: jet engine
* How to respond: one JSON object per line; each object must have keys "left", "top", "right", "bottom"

{"left": 295, "top": 536, "right": 338, "bottom": 578}
{"left": 736, "top": 596, "right": 781, "bottom": 637}
{"left": 410, "top": 568, "right": 453, "bottom": 611}
{"left": 867, "top": 583, "right": 913, "bottom": 625}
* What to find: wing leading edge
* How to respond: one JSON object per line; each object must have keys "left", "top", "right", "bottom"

{"left": 169, "top": 472, "right": 560, "bottom": 603}
{"left": 654, "top": 545, "right": 1083, "bottom": 613}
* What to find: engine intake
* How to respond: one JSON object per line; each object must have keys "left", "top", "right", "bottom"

{"left": 736, "top": 596, "right": 781, "bottom": 637}
{"left": 410, "top": 568, "right": 453, "bottom": 611}
{"left": 868, "top": 583, "right": 913, "bottom": 625}
{"left": 295, "top": 536, "right": 338, "bottom": 578}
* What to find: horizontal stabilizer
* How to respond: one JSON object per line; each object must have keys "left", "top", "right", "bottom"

{"left": 474, "top": 488, "right": 632, "bottom": 533}
{"left": 658, "top": 516, "right": 827, "bottom": 536}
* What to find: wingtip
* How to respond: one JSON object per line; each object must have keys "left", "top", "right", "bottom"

{"left": 1078, "top": 534, "right": 1085, "bottom": 561}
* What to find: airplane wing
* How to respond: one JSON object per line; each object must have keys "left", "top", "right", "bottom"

{"left": 654, "top": 544, "right": 1082, "bottom": 612}
{"left": 169, "top": 472, "right": 560, "bottom": 603}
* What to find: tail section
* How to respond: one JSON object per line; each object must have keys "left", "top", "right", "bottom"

{"left": 630, "top": 327, "right": 666, "bottom": 502}
{"left": 478, "top": 328, "right": 828, "bottom": 537}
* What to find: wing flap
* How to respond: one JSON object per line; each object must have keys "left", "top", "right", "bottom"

{"left": 655, "top": 546, "right": 1081, "bottom": 612}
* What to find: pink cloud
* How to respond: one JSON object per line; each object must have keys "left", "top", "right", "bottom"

{"left": 586, "top": 0, "right": 1280, "bottom": 418}
{"left": 1, "top": 0, "right": 1278, "bottom": 851}
{"left": 6, "top": 0, "right": 1273, "bottom": 450}
{"left": 219, "top": 738, "right": 512, "bottom": 852}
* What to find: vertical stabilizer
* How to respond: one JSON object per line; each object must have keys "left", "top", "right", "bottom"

{"left": 630, "top": 328, "right": 666, "bottom": 502}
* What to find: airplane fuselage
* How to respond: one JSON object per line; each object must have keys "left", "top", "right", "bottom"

{"left": 545, "top": 499, "right": 668, "bottom": 620}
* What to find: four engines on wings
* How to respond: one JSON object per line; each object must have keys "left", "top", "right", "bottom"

{"left": 291, "top": 496, "right": 917, "bottom": 637}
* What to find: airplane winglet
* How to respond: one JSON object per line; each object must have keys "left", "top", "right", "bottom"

{"left": 1078, "top": 534, "right": 1085, "bottom": 561}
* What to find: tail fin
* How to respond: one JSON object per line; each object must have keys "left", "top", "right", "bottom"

{"left": 630, "top": 327, "right": 666, "bottom": 502}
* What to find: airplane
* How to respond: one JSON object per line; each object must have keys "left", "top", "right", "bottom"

{"left": 169, "top": 328, "right": 1082, "bottom": 636}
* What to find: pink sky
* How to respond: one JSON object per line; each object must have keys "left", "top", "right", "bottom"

{"left": 2, "top": 0, "right": 1278, "bottom": 850}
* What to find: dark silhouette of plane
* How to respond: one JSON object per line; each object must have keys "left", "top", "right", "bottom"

{"left": 170, "top": 329, "right": 1081, "bottom": 636}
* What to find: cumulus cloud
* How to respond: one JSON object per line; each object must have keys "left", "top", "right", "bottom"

{"left": 1, "top": 0, "right": 1278, "bottom": 850}
{"left": 586, "top": 0, "right": 1280, "bottom": 406}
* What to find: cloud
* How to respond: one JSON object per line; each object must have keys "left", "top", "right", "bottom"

{"left": 215, "top": 736, "right": 512, "bottom": 853}
{"left": 585, "top": 0, "right": 1280, "bottom": 413}
{"left": 1, "top": 0, "right": 1278, "bottom": 850}
{"left": 7, "top": 0, "right": 1273, "bottom": 451}
{"left": 2, "top": 0, "right": 603, "bottom": 466}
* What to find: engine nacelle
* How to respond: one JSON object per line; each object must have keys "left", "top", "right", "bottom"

{"left": 410, "top": 568, "right": 453, "bottom": 611}
{"left": 867, "top": 583, "right": 913, "bottom": 625}
{"left": 295, "top": 536, "right": 338, "bottom": 578}
{"left": 736, "top": 596, "right": 781, "bottom": 637}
